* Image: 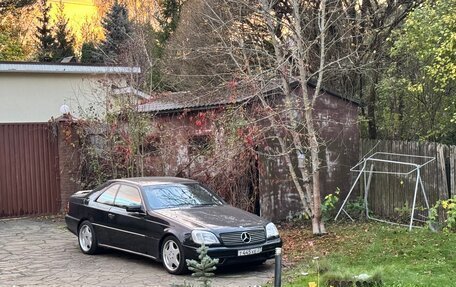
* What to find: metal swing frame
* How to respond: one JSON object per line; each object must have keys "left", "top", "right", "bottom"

{"left": 334, "top": 152, "right": 435, "bottom": 231}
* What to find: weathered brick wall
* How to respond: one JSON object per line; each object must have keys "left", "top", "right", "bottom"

{"left": 57, "top": 118, "right": 81, "bottom": 212}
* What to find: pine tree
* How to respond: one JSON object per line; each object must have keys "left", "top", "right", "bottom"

{"left": 186, "top": 244, "right": 219, "bottom": 287}
{"left": 80, "top": 42, "right": 102, "bottom": 64}
{"left": 0, "top": 30, "right": 25, "bottom": 61}
{"left": 99, "top": 0, "right": 132, "bottom": 64}
{"left": 35, "top": 0, "right": 54, "bottom": 62}
{"left": 53, "top": 0, "right": 75, "bottom": 61}
{"left": 157, "top": 0, "right": 183, "bottom": 47}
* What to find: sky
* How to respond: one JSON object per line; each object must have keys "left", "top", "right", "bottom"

{"left": 48, "top": 0, "right": 101, "bottom": 50}
{"left": 49, "top": 0, "right": 98, "bottom": 24}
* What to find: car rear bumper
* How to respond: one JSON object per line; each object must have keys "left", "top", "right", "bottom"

{"left": 65, "top": 214, "right": 79, "bottom": 236}
{"left": 183, "top": 237, "right": 282, "bottom": 266}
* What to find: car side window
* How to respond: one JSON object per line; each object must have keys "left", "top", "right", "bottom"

{"left": 114, "top": 185, "right": 142, "bottom": 208}
{"left": 96, "top": 184, "right": 120, "bottom": 205}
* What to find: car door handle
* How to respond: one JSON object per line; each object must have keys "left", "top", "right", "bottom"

{"left": 108, "top": 213, "right": 115, "bottom": 219}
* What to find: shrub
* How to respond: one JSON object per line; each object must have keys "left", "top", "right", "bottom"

{"left": 429, "top": 196, "right": 456, "bottom": 232}
{"left": 322, "top": 188, "right": 340, "bottom": 222}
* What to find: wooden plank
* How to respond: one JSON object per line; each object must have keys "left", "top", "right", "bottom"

{"left": 450, "top": 145, "right": 456, "bottom": 197}
{"left": 431, "top": 142, "right": 439, "bottom": 204}
{"left": 437, "top": 144, "right": 449, "bottom": 201}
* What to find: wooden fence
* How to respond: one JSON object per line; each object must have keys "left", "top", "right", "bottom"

{"left": 358, "top": 139, "right": 455, "bottom": 219}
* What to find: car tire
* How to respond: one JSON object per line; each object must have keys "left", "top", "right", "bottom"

{"left": 161, "top": 235, "right": 187, "bottom": 275}
{"left": 78, "top": 220, "right": 98, "bottom": 255}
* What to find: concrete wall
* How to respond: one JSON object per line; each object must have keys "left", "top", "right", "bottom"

{"left": 0, "top": 73, "right": 124, "bottom": 123}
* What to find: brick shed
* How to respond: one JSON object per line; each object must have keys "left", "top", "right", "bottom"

{"left": 138, "top": 82, "right": 360, "bottom": 221}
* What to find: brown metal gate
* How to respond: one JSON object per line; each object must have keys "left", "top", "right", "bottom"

{"left": 0, "top": 123, "right": 60, "bottom": 217}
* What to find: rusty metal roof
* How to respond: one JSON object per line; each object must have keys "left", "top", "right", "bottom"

{"left": 137, "top": 84, "right": 258, "bottom": 113}
{"left": 137, "top": 81, "right": 360, "bottom": 113}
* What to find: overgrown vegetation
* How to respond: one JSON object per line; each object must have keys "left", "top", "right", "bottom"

{"left": 429, "top": 195, "right": 456, "bottom": 232}
{"left": 74, "top": 99, "right": 261, "bottom": 212}
{"left": 279, "top": 222, "right": 456, "bottom": 287}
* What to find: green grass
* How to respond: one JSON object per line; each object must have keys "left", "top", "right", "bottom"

{"left": 281, "top": 222, "right": 456, "bottom": 287}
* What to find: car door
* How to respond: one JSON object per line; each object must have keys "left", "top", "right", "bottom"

{"left": 90, "top": 183, "right": 121, "bottom": 245}
{"left": 142, "top": 211, "right": 169, "bottom": 258}
{"left": 107, "top": 184, "right": 147, "bottom": 254}
{"left": 141, "top": 186, "right": 174, "bottom": 258}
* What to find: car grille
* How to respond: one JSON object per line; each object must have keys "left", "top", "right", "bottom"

{"left": 220, "top": 229, "right": 266, "bottom": 246}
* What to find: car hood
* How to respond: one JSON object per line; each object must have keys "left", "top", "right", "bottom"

{"left": 153, "top": 205, "right": 268, "bottom": 231}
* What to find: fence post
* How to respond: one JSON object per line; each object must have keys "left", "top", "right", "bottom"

{"left": 274, "top": 247, "right": 282, "bottom": 287}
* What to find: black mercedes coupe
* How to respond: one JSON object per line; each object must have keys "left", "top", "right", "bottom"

{"left": 65, "top": 177, "right": 282, "bottom": 274}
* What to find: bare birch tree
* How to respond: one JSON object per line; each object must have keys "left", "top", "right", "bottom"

{"left": 183, "top": 0, "right": 365, "bottom": 234}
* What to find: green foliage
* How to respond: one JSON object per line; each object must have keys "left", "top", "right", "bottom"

{"left": 0, "top": 0, "right": 35, "bottom": 61}
{"left": 323, "top": 270, "right": 383, "bottom": 287}
{"left": 35, "top": 0, "right": 55, "bottom": 62}
{"left": 0, "top": 29, "right": 25, "bottom": 60}
{"left": 80, "top": 42, "right": 101, "bottom": 64}
{"left": 0, "top": 1, "right": 36, "bottom": 61}
{"left": 137, "top": 23, "right": 165, "bottom": 90}
{"left": 185, "top": 244, "right": 219, "bottom": 287}
{"left": 429, "top": 196, "right": 456, "bottom": 232}
{"left": 34, "top": 0, "right": 75, "bottom": 62}
{"left": 156, "top": 0, "right": 184, "bottom": 48}
{"left": 393, "top": 0, "right": 456, "bottom": 91}
{"left": 99, "top": 0, "right": 132, "bottom": 64}
{"left": 393, "top": 201, "right": 412, "bottom": 223}
{"left": 377, "top": 0, "right": 456, "bottom": 142}
{"left": 153, "top": 0, "right": 185, "bottom": 90}
{"left": 283, "top": 222, "right": 456, "bottom": 287}
{"left": 52, "top": 1, "right": 75, "bottom": 61}
{"left": 321, "top": 188, "right": 340, "bottom": 222}
{"left": 344, "top": 197, "right": 366, "bottom": 220}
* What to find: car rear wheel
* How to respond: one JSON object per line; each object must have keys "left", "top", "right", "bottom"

{"left": 161, "top": 236, "right": 187, "bottom": 275}
{"left": 78, "top": 221, "right": 98, "bottom": 255}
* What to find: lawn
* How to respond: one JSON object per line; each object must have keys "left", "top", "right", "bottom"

{"left": 278, "top": 221, "right": 456, "bottom": 287}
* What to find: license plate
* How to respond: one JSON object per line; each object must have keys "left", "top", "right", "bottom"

{"left": 238, "top": 247, "right": 262, "bottom": 256}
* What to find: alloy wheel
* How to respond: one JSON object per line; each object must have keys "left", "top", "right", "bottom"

{"left": 79, "top": 224, "right": 93, "bottom": 252}
{"left": 163, "top": 239, "right": 181, "bottom": 272}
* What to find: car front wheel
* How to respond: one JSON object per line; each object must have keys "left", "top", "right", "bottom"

{"left": 161, "top": 236, "right": 187, "bottom": 275}
{"left": 78, "top": 220, "right": 98, "bottom": 255}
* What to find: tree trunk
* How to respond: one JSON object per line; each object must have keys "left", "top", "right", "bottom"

{"left": 367, "top": 74, "right": 378, "bottom": 139}
{"left": 307, "top": 113, "right": 327, "bottom": 235}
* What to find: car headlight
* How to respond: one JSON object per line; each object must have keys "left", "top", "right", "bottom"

{"left": 191, "top": 230, "right": 220, "bottom": 245}
{"left": 266, "top": 222, "right": 279, "bottom": 238}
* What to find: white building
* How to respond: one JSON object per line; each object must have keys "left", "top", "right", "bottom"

{"left": 0, "top": 62, "right": 143, "bottom": 123}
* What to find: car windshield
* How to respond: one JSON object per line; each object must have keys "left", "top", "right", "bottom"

{"left": 143, "top": 183, "right": 223, "bottom": 209}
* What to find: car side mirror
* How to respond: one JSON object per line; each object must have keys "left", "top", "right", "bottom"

{"left": 126, "top": 205, "right": 144, "bottom": 213}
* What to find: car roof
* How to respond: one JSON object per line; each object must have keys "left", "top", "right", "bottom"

{"left": 110, "top": 176, "right": 198, "bottom": 187}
